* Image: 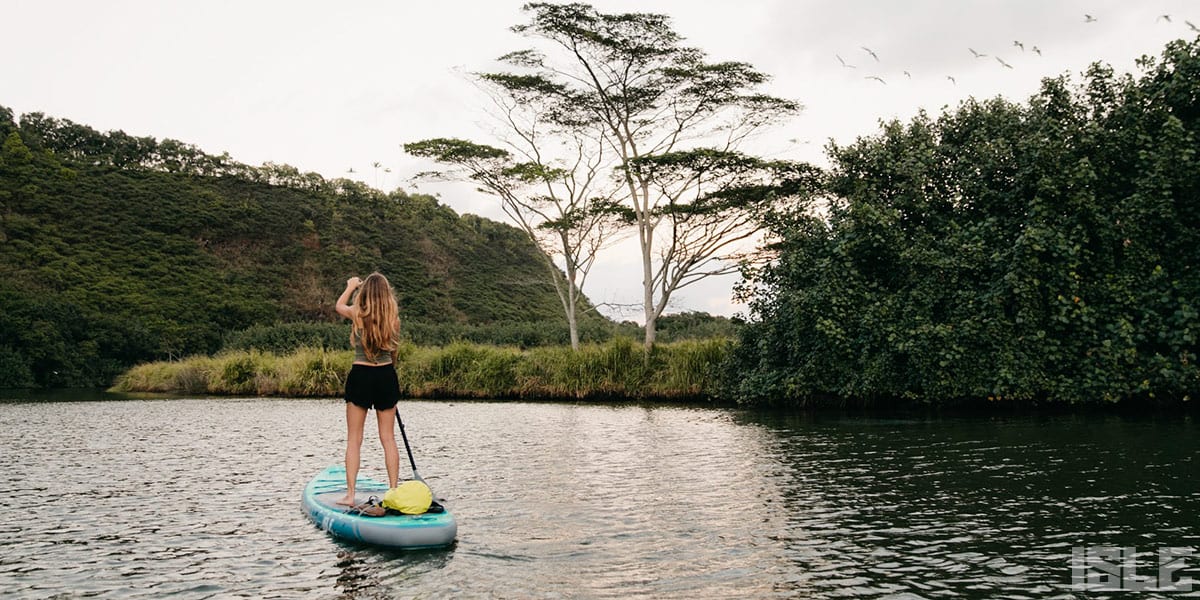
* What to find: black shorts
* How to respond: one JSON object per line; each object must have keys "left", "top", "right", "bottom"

{"left": 344, "top": 363, "right": 400, "bottom": 411}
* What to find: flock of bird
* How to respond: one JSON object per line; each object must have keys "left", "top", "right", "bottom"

{"left": 837, "top": 12, "right": 1200, "bottom": 86}
{"left": 345, "top": 12, "right": 1200, "bottom": 170}
{"left": 344, "top": 162, "right": 391, "bottom": 187}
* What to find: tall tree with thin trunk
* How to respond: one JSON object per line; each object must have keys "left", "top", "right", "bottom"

{"left": 405, "top": 129, "right": 623, "bottom": 350}
{"left": 494, "top": 2, "right": 805, "bottom": 348}
{"left": 406, "top": 36, "right": 631, "bottom": 351}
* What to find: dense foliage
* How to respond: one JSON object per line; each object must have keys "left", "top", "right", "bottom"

{"left": 727, "top": 39, "right": 1200, "bottom": 405}
{"left": 0, "top": 108, "right": 589, "bottom": 387}
{"left": 221, "top": 311, "right": 741, "bottom": 354}
{"left": 113, "top": 338, "right": 730, "bottom": 401}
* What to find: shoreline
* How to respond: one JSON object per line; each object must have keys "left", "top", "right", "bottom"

{"left": 108, "top": 338, "right": 730, "bottom": 403}
{"left": 26, "top": 336, "right": 1193, "bottom": 412}
{"left": 7, "top": 386, "right": 1196, "bottom": 416}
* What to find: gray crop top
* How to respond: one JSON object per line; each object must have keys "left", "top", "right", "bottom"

{"left": 352, "top": 330, "right": 394, "bottom": 365}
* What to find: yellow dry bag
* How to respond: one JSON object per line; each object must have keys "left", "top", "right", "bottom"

{"left": 382, "top": 480, "right": 432, "bottom": 514}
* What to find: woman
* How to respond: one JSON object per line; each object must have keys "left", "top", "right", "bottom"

{"left": 334, "top": 273, "right": 402, "bottom": 506}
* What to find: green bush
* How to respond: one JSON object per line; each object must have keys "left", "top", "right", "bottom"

{"left": 223, "top": 323, "right": 350, "bottom": 354}
{"left": 280, "top": 347, "right": 347, "bottom": 396}
{"left": 654, "top": 338, "right": 729, "bottom": 394}
{"left": 726, "top": 38, "right": 1200, "bottom": 406}
{"left": 400, "top": 318, "right": 619, "bottom": 347}
{"left": 220, "top": 316, "right": 739, "bottom": 358}
{"left": 0, "top": 345, "right": 34, "bottom": 388}
{"left": 112, "top": 339, "right": 731, "bottom": 401}
{"left": 216, "top": 350, "right": 274, "bottom": 395}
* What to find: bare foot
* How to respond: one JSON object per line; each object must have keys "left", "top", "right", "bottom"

{"left": 335, "top": 494, "right": 357, "bottom": 506}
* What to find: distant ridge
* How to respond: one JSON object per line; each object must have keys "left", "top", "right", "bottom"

{"left": 0, "top": 106, "right": 590, "bottom": 387}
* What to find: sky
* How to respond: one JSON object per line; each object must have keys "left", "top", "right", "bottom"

{"left": 2, "top": 0, "right": 1197, "bottom": 322}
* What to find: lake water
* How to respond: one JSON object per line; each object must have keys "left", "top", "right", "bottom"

{"left": 0, "top": 396, "right": 1197, "bottom": 598}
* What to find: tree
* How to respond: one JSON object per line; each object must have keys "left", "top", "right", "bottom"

{"left": 0, "top": 130, "right": 35, "bottom": 244}
{"left": 405, "top": 132, "right": 623, "bottom": 350}
{"left": 726, "top": 38, "right": 1200, "bottom": 406}
{"left": 625, "top": 148, "right": 818, "bottom": 328}
{"left": 474, "top": 2, "right": 805, "bottom": 348}
{"left": 407, "top": 29, "right": 643, "bottom": 350}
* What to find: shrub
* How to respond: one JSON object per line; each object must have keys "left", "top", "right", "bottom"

{"left": 113, "top": 339, "right": 731, "bottom": 401}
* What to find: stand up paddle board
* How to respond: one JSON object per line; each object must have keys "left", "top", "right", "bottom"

{"left": 302, "top": 465, "right": 457, "bottom": 549}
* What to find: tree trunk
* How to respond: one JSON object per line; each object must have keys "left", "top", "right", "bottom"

{"left": 638, "top": 179, "right": 657, "bottom": 350}
{"left": 644, "top": 311, "right": 657, "bottom": 349}
{"left": 567, "top": 309, "right": 580, "bottom": 350}
{"left": 641, "top": 219, "right": 656, "bottom": 350}
{"left": 566, "top": 278, "right": 580, "bottom": 351}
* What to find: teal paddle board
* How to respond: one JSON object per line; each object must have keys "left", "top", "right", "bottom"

{"left": 302, "top": 465, "right": 457, "bottom": 548}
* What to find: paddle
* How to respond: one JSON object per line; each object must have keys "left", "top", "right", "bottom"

{"left": 395, "top": 411, "right": 427, "bottom": 487}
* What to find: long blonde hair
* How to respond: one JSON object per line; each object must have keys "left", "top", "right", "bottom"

{"left": 351, "top": 272, "right": 400, "bottom": 362}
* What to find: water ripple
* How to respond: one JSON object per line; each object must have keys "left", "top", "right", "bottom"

{"left": 0, "top": 400, "right": 1196, "bottom": 598}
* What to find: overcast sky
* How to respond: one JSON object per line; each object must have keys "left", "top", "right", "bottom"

{"left": 2, "top": 0, "right": 1196, "bottom": 321}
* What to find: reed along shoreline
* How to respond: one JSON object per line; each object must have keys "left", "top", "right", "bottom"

{"left": 110, "top": 338, "right": 730, "bottom": 402}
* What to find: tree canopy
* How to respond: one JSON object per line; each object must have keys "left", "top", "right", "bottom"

{"left": 726, "top": 38, "right": 1200, "bottom": 406}
{"left": 479, "top": 2, "right": 810, "bottom": 348}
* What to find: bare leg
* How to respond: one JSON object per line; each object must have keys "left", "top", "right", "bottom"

{"left": 338, "top": 402, "right": 369, "bottom": 505}
{"left": 376, "top": 407, "right": 401, "bottom": 489}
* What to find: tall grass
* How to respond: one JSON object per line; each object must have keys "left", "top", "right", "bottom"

{"left": 113, "top": 347, "right": 354, "bottom": 396}
{"left": 110, "top": 338, "right": 731, "bottom": 401}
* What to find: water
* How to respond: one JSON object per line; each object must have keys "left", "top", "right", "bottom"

{"left": 0, "top": 397, "right": 1197, "bottom": 598}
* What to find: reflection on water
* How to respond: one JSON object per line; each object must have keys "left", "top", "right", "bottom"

{"left": 745, "top": 412, "right": 1200, "bottom": 598}
{"left": 333, "top": 545, "right": 456, "bottom": 599}
{"left": 0, "top": 398, "right": 1196, "bottom": 598}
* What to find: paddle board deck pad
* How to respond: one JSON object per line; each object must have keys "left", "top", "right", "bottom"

{"left": 302, "top": 465, "right": 457, "bottom": 548}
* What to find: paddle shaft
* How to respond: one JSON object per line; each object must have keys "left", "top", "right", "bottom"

{"left": 395, "top": 411, "right": 423, "bottom": 482}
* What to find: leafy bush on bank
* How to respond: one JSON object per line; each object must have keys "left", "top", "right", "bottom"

{"left": 112, "top": 338, "right": 731, "bottom": 401}
{"left": 726, "top": 39, "right": 1200, "bottom": 405}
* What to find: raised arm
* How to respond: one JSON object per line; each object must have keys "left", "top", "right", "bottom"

{"left": 335, "top": 276, "right": 362, "bottom": 319}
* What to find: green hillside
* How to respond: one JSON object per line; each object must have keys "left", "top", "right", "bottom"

{"left": 0, "top": 106, "right": 585, "bottom": 388}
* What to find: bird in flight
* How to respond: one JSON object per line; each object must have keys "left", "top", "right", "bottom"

{"left": 1158, "top": 14, "right": 1172, "bottom": 23}
{"left": 903, "top": 70, "right": 912, "bottom": 79}
{"left": 1032, "top": 46, "right": 1042, "bottom": 56}
{"left": 1085, "top": 14, "right": 1097, "bottom": 23}
{"left": 837, "top": 54, "right": 856, "bottom": 68}
{"left": 1013, "top": 40, "right": 1024, "bottom": 51}
{"left": 347, "top": 167, "right": 356, "bottom": 174}
{"left": 969, "top": 48, "right": 988, "bottom": 58}
{"left": 996, "top": 57, "right": 1014, "bottom": 69}
{"left": 861, "top": 46, "right": 879, "bottom": 61}
{"left": 1188, "top": 20, "right": 1200, "bottom": 32}
{"left": 865, "top": 75, "right": 886, "bottom": 84}
{"left": 946, "top": 75, "right": 957, "bottom": 85}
